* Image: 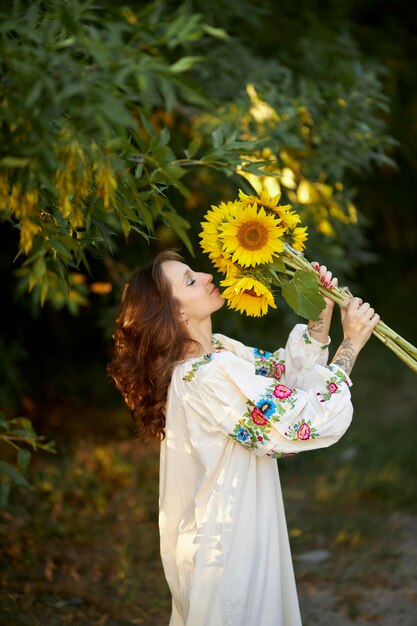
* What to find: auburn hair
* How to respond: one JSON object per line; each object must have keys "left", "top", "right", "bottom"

{"left": 107, "top": 250, "right": 198, "bottom": 440}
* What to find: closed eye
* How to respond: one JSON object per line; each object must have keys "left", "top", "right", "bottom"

{"left": 186, "top": 277, "right": 196, "bottom": 286}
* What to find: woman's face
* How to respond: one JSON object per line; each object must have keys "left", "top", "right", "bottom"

{"left": 162, "top": 260, "right": 224, "bottom": 324}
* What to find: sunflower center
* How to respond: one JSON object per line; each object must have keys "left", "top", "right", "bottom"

{"left": 243, "top": 288, "right": 258, "bottom": 297}
{"left": 237, "top": 221, "right": 269, "bottom": 250}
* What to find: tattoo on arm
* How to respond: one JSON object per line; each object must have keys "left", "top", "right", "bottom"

{"left": 308, "top": 318, "right": 324, "bottom": 336}
{"left": 331, "top": 337, "right": 357, "bottom": 375}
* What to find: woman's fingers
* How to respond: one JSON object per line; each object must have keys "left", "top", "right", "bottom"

{"left": 311, "top": 261, "right": 338, "bottom": 289}
{"left": 350, "top": 297, "right": 363, "bottom": 309}
{"left": 371, "top": 313, "right": 380, "bottom": 327}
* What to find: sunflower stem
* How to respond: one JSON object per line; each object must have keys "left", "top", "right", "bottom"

{"left": 282, "top": 244, "right": 417, "bottom": 369}
{"left": 373, "top": 327, "right": 417, "bottom": 373}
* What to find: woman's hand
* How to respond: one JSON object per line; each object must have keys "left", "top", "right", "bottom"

{"left": 311, "top": 261, "right": 338, "bottom": 309}
{"left": 307, "top": 261, "right": 338, "bottom": 344}
{"left": 331, "top": 297, "right": 380, "bottom": 375}
{"left": 340, "top": 297, "right": 380, "bottom": 351}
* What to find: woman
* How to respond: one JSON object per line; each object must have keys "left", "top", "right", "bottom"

{"left": 108, "top": 249, "right": 379, "bottom": 626}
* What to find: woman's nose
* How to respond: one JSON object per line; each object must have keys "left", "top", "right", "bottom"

{"left": 204, "top": 273, "right": 213, "bottom": 283}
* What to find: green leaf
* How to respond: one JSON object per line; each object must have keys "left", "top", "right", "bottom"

{"left": 269, "top": 257, "right": 287, "bottom": 273}
{"left": 281, "top": 270, "right": 325, "bottom": 320}
{"left": 0, "top": 418, "right": 9, "bottom": 431}
{"left": 159, "top": 126, "right": 170, "bottom": 146}
{"left": 0, "top": 461, "right": 30, "bottom": 488}
{"left": 161, "top": 210, "right": 193, "bottom": 254}
{"left": 0, "top": 482, "right": 10, "bottom": 509}
{"left": 212, "top": 126, "right": 224, "bottom": 150}
{"left": 17, "top": 448, "right": 31, "bottom": 472}
{"left": 31, "top": 257, "right": 47, "bottom": 281}
{"left": 0, "top": 157, "right": 31, "bottom": 168}
{"left": 269, "top": 268, "right": 285, "bottom": 287}
{"left": 201, "top": 24, "right": 230, "bottom": 40}
{"left": 169, "top": 56, "right": 205, "bottom": 73}
{"left": 184, "top": 138, "right": 200, "bottom": 158}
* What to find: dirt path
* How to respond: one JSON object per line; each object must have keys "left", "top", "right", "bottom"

{"left": 297, "top": 512, "right": 417, "bottom": 625}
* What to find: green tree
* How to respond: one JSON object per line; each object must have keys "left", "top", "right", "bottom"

{"left": 0, "top": 0, "right": 394, "bottom": 312}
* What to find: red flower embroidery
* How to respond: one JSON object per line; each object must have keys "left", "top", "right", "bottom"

{"left": 273, "top": 362, "right": 286, "bottom": 380}
{"left": 297, "top": 422, "right": 311, "bottom": 440}
{"left": 273, "top": 384, "right": 293, "bottom": 399}
{"left": 328, "top": 382, "right": 338, "bottom": 394}
{"left": 251, "top": 407, "right": 268, "bottom": 425}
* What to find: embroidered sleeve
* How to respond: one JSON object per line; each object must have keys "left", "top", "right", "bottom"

{"left": 214, "top": 325, "right": 331, "bottom": 389}
{"left": 199, "top": 351, "right": 353, "bottom": 459}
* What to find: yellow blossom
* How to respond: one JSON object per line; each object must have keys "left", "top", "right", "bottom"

{"left": 246, "top": 84, "right": 279, "bottom": 124}
{"left": 93, "top": 161, "right": 117, "bottom": 210}
{"left": 0, "top": 174, "right": 9, "bottom": 209}
{"left": 291, "top": 226, "right": 308, "bottom": 251}
{"left": 20, "top": 218, "right": 41, "bottom": 255}
{"left": 221, "top": 275, "right": 277, "bottom": 317}
{"left": 199, "top": 202, "right": 237, "bottom": 275}
{"left": 219, "top": 202, "right": 285, "bottom": 267}
{"left": 55, "top": 142, "right": 90, "bottom": 227}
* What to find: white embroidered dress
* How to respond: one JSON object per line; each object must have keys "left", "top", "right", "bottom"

{"left": 159, "top": 324, "right": 353, "bottom": 626}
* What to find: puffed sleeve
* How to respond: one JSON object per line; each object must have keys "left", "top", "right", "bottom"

{"left": 191, "top": 349, "right": 353, "bottom": 458}
{"left": 214, "top": 324, "right": 331, "bottom": 388}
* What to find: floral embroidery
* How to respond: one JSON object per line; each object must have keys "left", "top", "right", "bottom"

{"left": 273, "top": 384, "right": 292, "bottom": 399}
{"left": 253, "top": 346, "right": 286, "bottom": 381}
{"left": 229, "top": 381, "right": 298, "bottom": 452}
{"left": 254, "top": 396, "right": 276, "bottom": 419}
{"left": 212, "top": 336, "right": 224, "bottom": 350}
{"left": 302, "top": 329, "right": 313, "bottom": 345}
{"left": 256, "top": 363, "right": 271, "bottom": 377}
{"left": 252, "top": 408, "right": 268, "bottom": 425}
{"left": 236, "top": 426, "right": 251, "bottom": 443}
{"left": 316, "top": 366, "right": 351, "bottom": 402}
{"left": 182, "top": 351, "right": 220, "bottom": 381}
{"left": 253, "top": 347, "right": 272, "bottom": 359}
{"left": 182, "top": 336, "right": 225, "bottom": 381}
{"left": 267, "top": 450, "right": 297, "bottom": 459}
{"left": 285, "top": 419, "right": 319, "bottom": 441}
{"left": 303, "top": 328, "right": 328, "bottom": 350}
{"left": 273, "top": 361, "right": 286, "bottom": 380}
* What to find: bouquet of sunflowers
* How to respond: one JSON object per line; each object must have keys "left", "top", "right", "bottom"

{"left": 200, "top": 189, "right": 417, "bottom": 374}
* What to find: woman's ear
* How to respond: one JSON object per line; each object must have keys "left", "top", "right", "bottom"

{"left": 179, "top": 309, "right": 189, "bottom": 324}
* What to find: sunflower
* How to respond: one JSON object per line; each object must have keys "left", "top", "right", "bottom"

{"left": 200, "top": 202, "right": 238, "bottom": 275}
{"left": 239, "top": 188, "right": 281, "bottom": 210}
{"left": 291, "top": 226, "right": 308, "bottom": 252}
{"left": 278, "top": 209, "right": 301, "bottom": 231}
{"left": 221, "top": 275, "right": 277, "bottom": 317}
{"left": 239, "top": 188, "right": 292, "bottom": 216}
{"left": 219, "top": 202, "right": 285, "bottom": 267}
{"left": 200, "top": 228, "right": 234, "bottom": 276}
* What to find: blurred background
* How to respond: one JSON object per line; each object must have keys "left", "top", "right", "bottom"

{"left": 0, "top": 0, "right": 416, "bottom": 624}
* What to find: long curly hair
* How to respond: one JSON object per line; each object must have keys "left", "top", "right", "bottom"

{"left": 107, "top": 250, "right": 197, "bottom": 440}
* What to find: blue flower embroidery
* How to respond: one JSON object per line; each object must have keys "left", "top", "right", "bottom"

{"left": 236, "top": 427, "right": 251, "bottom": 442}
{"left": 255, "top": 364, "right": 270, "bottom": 377}
{"left": 253, "top": 347, "right": 272, "bottom": 359}
{"left": 255, "top": 397, "right": 276, "bottom": 419}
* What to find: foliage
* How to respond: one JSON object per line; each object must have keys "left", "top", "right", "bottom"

{"left": 0, "top": 412, "right": 55, "bottom": 508}
{"left": 0, "top": 337, "right": 28, "bottom": 411}
{"left": 0, "top": 0, "right": 395, "bottom": 311}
